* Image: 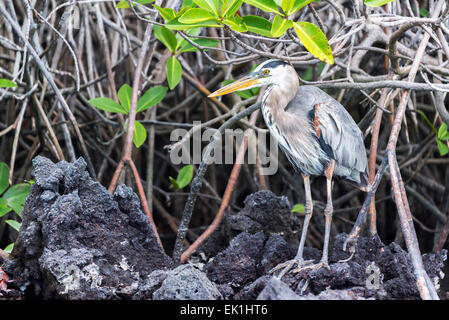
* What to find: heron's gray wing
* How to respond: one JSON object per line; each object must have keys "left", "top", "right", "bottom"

{"left": 285, "top": 86, "right": 368, "bottom": 185}
{"left": 313, "top": 102, "right": 367, "bottom": 173}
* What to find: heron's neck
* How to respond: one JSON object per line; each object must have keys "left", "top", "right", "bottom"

{"left": 263, "top": 75, "right": 299, "bottom": 115}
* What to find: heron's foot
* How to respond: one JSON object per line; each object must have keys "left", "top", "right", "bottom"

{"left": 343, "top": 236, "right": 356, "bottom": 252}
{"left": 293, "top": 260, "right": 330, "bottom": 273}
{"left": 269, "top": 258, "right": 315, "bottom": 278}
{"left": 340, "top": 235, "right": 357, "bottom": 263}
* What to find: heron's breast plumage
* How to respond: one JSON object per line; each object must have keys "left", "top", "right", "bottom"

{"left": 262, "top": 86, "right": 329, "bottom": 176}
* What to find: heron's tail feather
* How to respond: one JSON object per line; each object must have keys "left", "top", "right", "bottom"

{"left": 356, "top": 183, "right": 370, "bottom": 193}
{"left": 357, "top": 170, "right": 370, "bottom": 192}
{"left": 344, "top": 170, "right": 370, "bottom": 192}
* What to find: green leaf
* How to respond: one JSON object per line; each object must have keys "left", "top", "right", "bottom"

{"left": 0, "top": 162, "right": 9, "bottom": 195}
{"left": 193, "top": 0, "right": 219, "bottom": 15}
{"left": 242, "top": 15, "right": 273, "bottom": 38}
{"left": 244, "top": 0, "right": 281, "bottom": 15}
{"left": 222, "top": 0, "right": 243, "bottom": 17}
{"left": 3, "top": 183, "right": 31, "bottom": 216}
{"left": 116, "top": 0, "right": 130, "bottom": 8}
{"left": 116, "top": 0, "right": 155, "bottom": 8}
{"left": 133, "top": 121, "right": 147, "bottom": 148}
{"left": 291, "top": 203, "right": 305, "bottom": 214}
{"left": 4, "top": 243, "right": 14, "bottom": 254}
{"left": 438, "top": 123, "right": 448, "bottom": 140}
{"left": 176, "top": 165, "right": 194, "bottom": 189}
{"left": 153, "top": 25, "right": 178, "bottom": 53}
{"left": 364, "top": 0, "right": 395, "bottom": 7}
{"left": 137, "top": 86, "right": 168, "bottom": 113}
{"left": 417, "top": 110, "right": 438, "bottom": 135}
{"left": 166, "top": 56, "right": 183, "bottom": 90}
{"left": 223, "top": 16, "right": 248, "bottom": 32}
{"left": 88, "top": 97, "right": 129, "bottom": 114}
{"left": 0, "top": 203, "right": 11, "bottom": 218}
{"left": 118, "top": 84, "right": 133, "bottom": 113}
{"left": 192, "top": 38, "right": 220, "bottom": 48}
{"left": 0, "top": 198, "right": 8, "bottom": 206}
{"left": 178, "top": 38, "right": 220, "bottom": 53}
{"left": 136, "top": 0, "right": 155, "bottom": 4}
{"left": 175, "top": 28, "right": 200, "bottom": 50}
{"left": 6, "top": 219, "right": 21, "bottom": 232}
{"left": 441, "top": 132, "right": 449, "bottom": 141}
{"left": 153, "top": 5, "right": 177, "bottom": 21}
{"left": 281, "top": 0, "right": 295, "bottom": 13}
{"left": 174, "top": 7, "right": 191, "bottom": 18}
{"left": 437, "top": 139, "right": 449, "bottom": 156}
{"left": 179, "top": 8, "right": 218, "bottom": 24}
{"left": 177, "top": 40, "right": 196, "bottom": 53}
{"left": 182, "top": 0, "right": 194, "bottom": 9}
{"left": 293, "top": 21, "right": 333, "bottom": 64}
{"left": 177, "top": 45, "right": 198, "bottom": 53}
{"left": 169, "top": 176, "right": 180, "bottom": 189}
{"left": 213, "top": 0, "right": 223, "bottom": 12}
{"left": 175, "top": 28, "right": 202, "bottom": 48}
{"left": 166, "top": 17, "right": 222, "bottom": 30}
{"left": 419, "top": 8, "right": 428, "bottom": 17}
{"left": 186, "top": 28, "right": 203, "bottom": 36}
{"left": 270, "top": 15, "right": 292, "bottom": 37}
{"left": 0, "top": 79, "right": 17, "bottom": 88}
{"left": 287, "top": 0, "right": 313, "bottom": 15}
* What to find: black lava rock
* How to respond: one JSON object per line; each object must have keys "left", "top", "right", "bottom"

{"left": 4, "top": 156, "right": 173, "bottom": 299}
{"left": 152, "top": 265, "right": 222, "bottom": 300}
{"left": 225, "top": 190, "right": 301, "bottom": 246}
{"left": 204, "top": 231, "right": 265, "bottom": 288}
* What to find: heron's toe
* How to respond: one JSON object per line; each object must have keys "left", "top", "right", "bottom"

{"left": 270, "top": 258, "right": 315, "bottom": 277}
{"left": 292, "top": 260, "right": 329, "bottom": 273}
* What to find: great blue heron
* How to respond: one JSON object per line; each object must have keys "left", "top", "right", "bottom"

{"left": 208, "top": 59, "right": 369, "bottom": 275}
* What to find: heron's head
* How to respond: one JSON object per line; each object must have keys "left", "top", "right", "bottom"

{"left": 208, "top": 59, "right": 297, "bottom": 98}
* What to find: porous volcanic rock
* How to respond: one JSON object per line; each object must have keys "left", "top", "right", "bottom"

{"left": 3, "top": 156, "right": 173, "bottom": 299}
{"left": 276, "top": 233, "right": 447, "bottom": 299}
{"left": 204, "top": 231, "right": 265, "bottom": 288}
{"left": 153, "top": 264, "right": 222, "bottom": 300}
{"left": 225, "top": 190, "right": 301, "bottom": 246}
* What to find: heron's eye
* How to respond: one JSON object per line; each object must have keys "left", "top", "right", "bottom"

{"left": 263, "top": 70, "right": 270, "bottom": 75}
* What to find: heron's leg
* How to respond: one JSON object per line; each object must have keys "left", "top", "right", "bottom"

{"left": 270, "top": 174, "right": 314, "bottom": 277}
{"left": 321, "top": 159, "right": 335, "bottom": 266}
{"left": 291, "top": 161, "right": 335, "bottom": 273}
{"left": 294, "top": 174, "right": 314, "bottom": 261}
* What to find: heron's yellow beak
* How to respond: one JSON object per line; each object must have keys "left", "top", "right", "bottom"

{"left": 208, "top": 76, "right": 259, "bottom": 98}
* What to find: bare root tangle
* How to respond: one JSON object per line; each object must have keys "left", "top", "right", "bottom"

{"left": 1, "top": 0, "right": 449, "bottom": 300}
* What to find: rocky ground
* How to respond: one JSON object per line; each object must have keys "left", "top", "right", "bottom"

{"left": 0, "top": 157, "right": 447, "bottom": 300}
